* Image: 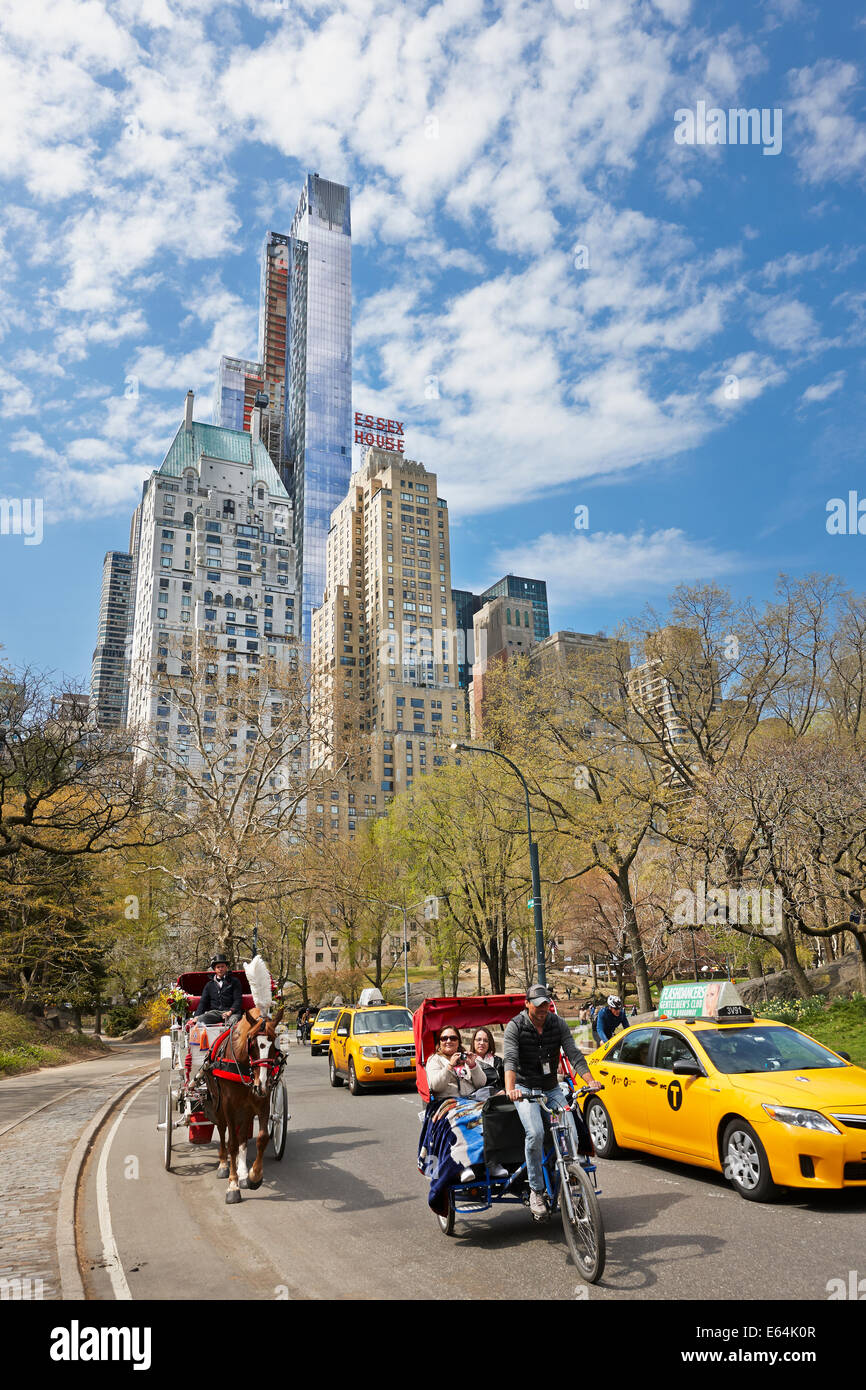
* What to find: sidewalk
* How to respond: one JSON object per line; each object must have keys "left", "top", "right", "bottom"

{"left": 0, "top": 1044, "right": 159, "bottom": 1300}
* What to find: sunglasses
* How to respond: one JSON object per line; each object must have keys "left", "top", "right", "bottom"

{"left": 440, "top": 1035, "right": 460, "bottom": 1043}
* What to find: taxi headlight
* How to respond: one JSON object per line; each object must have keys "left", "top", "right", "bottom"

{"left": 761, "top": 1104, "right": 841, "bottom": 1134}
{"left": 361, "top": 1046, "right": 383, "bottom": 1059}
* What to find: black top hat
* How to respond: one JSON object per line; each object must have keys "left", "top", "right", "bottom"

{"left": 210, "top": 953, "right": 229, "bottom": 967}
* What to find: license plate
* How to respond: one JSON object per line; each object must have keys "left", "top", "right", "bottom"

{"left": 388, "top": 1062, "right": 415, "bottom": 1071}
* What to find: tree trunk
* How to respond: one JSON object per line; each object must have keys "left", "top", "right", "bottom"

{"left": 618, "top": 880, "right": 653, "bottom": 1013}
{"left": 773, "top": 919, "right": 814, "bottom": 998}
{"left": 855, "top": 931, "right": 866, "bottom": 995}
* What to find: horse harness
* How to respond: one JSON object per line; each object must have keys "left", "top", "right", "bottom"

{"left": 206, "top": 1023, "right": 285, "bottom": 1088}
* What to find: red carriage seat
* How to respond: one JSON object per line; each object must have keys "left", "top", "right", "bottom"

{"left": 176, "top": 970, "right": 256, "bottom": 1021}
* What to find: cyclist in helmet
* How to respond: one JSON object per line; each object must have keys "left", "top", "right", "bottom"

{"left": 596, "top": 995, "right": 629, "bottom": 1044}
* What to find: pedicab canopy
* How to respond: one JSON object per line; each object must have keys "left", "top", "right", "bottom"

{"left": 657, "top": 980, "right": 753, "bottom": 1023}
{"left": 414, "top": 994, "right": 527, "bottom": 1103}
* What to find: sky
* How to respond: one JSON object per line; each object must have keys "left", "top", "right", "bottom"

{"left": 1, "top": 0, "right": 865, "bottom": 684}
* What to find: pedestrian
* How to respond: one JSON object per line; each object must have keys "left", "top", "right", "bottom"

{"left": 630, "top": 1004, "right": 638, "bottom": 1017}
{"left": 588, "top": 997, "right": 602, "bottom": 1047}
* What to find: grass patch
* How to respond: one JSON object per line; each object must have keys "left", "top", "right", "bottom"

{"left": 0, "top": 1010, "right": 110, "bottom": 1077}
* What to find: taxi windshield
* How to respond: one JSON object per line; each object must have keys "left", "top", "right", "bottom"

{"left": 353, "top": 1009, "right": 413, "bottom": 1035}
{"left": 315, "top": 1011, "right": 339, "bottom": 1023}
{"left": 698, "top": 1025, "right": 848, "bottom": 1074}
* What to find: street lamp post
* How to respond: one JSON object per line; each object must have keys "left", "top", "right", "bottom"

{"left": 451, "top": 741, "right": 546, "bottom": 989}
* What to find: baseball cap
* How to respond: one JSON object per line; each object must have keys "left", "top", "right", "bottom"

{"left": 527, "top": 984, "right": 553, "bottom": 1003}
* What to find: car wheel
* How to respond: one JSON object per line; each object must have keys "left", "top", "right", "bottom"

{"left": 328, "top": 1053, "right": 343, "bottom": 1087}
{"left": 348, "top": 1059, "right": 365, "bottom": 1096}
{"left": 722, "top": 1119, "right": 779, "bottom": 1202}
{"left": 585, "top": 1097, "right": 622, "bottom": 1159}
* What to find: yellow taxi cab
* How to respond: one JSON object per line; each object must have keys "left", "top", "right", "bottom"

{"left": 581, "top": 982, "right": 866, "bottom": 1201}
{"left": 328, "top": 1001, "right": 416, "bottom": 1095}
{"left": 310, "top": 1007, "right": 341, "bottom": 1056}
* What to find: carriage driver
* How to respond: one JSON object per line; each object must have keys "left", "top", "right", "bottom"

{"left": 195, "top": 954, "right": 244, "bottom": 1027}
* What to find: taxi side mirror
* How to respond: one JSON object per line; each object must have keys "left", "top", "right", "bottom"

{"left": 672, "top": 1059, "right": 703, "bottom": 1077}
{"left": 336, "top": 1027, "right": 349, "bottom": 1037}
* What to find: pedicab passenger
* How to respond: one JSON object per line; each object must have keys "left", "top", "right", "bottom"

{"left": 471, "top": 1026, "right": 505, "bottom": 1091}
{"left": 424, "top": 1028, "right": 507, "bottom": 1182}
{"left": 426, "top": 1027, "right": 486, "bottom": 1098}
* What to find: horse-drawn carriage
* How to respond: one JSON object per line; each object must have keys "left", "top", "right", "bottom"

{"left": 158, "top": 957, "right": 289, "bottom": 1201}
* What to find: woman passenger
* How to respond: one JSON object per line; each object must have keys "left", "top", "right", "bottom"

{"left": 426, "top": 1027, "right": 486, "bottom": 1099}
{"left": 471, "top": 1026, "right": 505, "bottom": 1091}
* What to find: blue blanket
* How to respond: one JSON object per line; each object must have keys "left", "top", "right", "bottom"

{"left": 418, "top": 1097, "right": 486, "bottom": 1216}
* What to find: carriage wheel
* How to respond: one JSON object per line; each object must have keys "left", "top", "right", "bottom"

{"left": 436, "top": 1192, "right": 455, "bottom": 1236}
{"left": 269, "top": 1081, "right": 288, "bottom": 1160}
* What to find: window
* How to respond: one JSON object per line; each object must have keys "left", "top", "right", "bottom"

{"left": 654, "top": 1031, "right": 703, "bottom": 1073}
{"left": 608, "top": 1029, "right": 655, "bottom": 1066}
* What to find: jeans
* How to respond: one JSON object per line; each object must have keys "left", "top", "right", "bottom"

{"left": 514, "top": 1085, "right": 579, "bottom": 1194}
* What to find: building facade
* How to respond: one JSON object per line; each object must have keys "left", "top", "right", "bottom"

{"left": 126, "top": 392, "right": 299, "bottom": 766}
{"left": 287, "top": 175, "right": 353, "bottom": 645}
{"left": 481, "top": 574, "right": 550, "bottom": 642}
{"left": 468, "top": 595, "right": 538, "bottom": 736}
{"left": 311, "top": 446, "right": 463, "bottom": 806}
{"left": 90, "top": 549, "right": 134, "bottom": 728}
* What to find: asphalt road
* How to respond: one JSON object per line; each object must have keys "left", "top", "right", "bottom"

{"left": 79, "top": 1046, "right": 866, "bottom": 1302}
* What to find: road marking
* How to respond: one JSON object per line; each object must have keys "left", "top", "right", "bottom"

{"left": 96, "top": 1078, "right": 154, "bottom": 1300}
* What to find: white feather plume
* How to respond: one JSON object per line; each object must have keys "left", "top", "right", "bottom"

{"left": 243, "top": 954, "right": 272, "bottom": 1018}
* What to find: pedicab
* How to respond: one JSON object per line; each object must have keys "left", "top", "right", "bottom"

{"left": 158, "top": 960, "right": 289, "bottom": 1175}
{"left": 415, "top": 994, "right": 606, "bottom": 1282}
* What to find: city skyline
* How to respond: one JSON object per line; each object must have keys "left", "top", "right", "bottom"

{"left": 1, "top": 2, "right": 865, "bottom": 686}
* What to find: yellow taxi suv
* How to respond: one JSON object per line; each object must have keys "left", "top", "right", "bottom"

{"left": 310, "top": 1007, "right": 341, "bottom": 1056}
{"left": 328, "top": 1004, "right": 416, "bottom": 1095}
{"left": 581, "top": 982, "right": 866, "bottom": 1201}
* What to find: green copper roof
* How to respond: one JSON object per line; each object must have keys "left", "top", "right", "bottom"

{"left": 158, "top": 421, "right": 290, "bottom": 501}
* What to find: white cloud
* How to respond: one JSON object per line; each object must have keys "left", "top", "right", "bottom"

{"left": 487, "top": 526, "right": 742, "bottom": 601}
{"left": 707, "top": 351, "right": 786, "bottom": 407}
{"left": 788, "top": 60, "right": 866, "bottom": 186}
{"left": 800, "top": 370, "right": 845, "bottom": 405}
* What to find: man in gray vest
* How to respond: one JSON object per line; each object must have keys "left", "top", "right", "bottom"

{"left": 503, "top": 984, "right": 601, "bottom": 1220}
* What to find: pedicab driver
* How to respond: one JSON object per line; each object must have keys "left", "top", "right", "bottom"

{"left": 504, "top": 984, "right": 602, "bottom": 1221}
{"left": 195, "top": 954, "right": 244, "bottom": 1027}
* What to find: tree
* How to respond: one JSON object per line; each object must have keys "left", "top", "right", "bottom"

{"left": 131, "top": 647, "right": 345, "bottom": 955}
{"left": 392, "top": 759, "right": 528, "bottom": 993}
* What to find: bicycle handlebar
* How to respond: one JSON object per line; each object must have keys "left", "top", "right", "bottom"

{"left": 515, "top": 1084, "right": 603, "bottom": 1110}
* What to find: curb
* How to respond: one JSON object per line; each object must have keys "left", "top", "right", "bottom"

{"left": 56, "top": 1067, "right": 159, "bottom": 1300}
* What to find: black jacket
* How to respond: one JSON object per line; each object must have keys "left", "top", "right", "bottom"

{"left": 503, "top": 1010, "right": 585, "bottom": 1090}
{"left": 196, "top": 974, "right": 244, "bottom": 1017}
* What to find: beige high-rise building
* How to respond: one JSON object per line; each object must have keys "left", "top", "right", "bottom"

{"left": 311, "top": 446, "right": 464, "bottom": 805}
{"left": 468, "top": 595, "right": 538, "bottom": 736}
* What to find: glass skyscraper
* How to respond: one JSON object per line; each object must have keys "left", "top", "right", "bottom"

{"left": 286, "top": 175, "right": 352, "bottom": 644}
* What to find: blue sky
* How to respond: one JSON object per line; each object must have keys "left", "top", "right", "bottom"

{"left": 1, "top": 0, "right": 865, "bottom": 682}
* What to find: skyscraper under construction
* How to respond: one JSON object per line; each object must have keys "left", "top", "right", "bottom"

{"left": 214, "top": 174, "right": 352, "bottom": 646}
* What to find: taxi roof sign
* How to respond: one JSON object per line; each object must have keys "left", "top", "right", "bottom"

{"left": 657, "top": 980, "right": 753, "bottom": 1023}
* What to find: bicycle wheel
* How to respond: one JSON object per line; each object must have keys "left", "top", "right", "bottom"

{"left": 561, "top": 1163, "right": 605, "bottom": 1283}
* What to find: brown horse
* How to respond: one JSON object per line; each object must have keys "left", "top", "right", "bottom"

{"left": 201, "top": 1008, "right": 285, "bottom": 1204}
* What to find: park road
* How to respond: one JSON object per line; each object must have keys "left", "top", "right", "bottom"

{"left": 79, "top": 1046, "right": 866, "bottom": 1301}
